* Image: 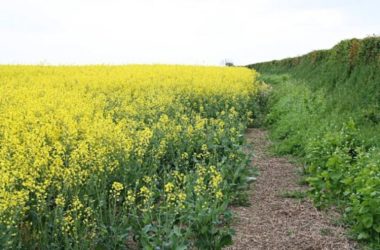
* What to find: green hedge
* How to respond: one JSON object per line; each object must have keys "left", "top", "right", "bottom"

{"left": 248, "top": 36, "right": 380, "bottom": 247}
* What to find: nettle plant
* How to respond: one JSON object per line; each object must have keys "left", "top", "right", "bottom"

{"left": 306, "top": 120, "right": 380, "bottom": 244}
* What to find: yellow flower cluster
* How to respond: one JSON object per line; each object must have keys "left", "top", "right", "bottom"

{"left": 0, "top": 65, "right": 258, "bottom": 247}
{"left": 110, "top": 181, "right": 124, "bottom": 199}
{"left": 194, "top": 164, "right": 224, "bottom": 200}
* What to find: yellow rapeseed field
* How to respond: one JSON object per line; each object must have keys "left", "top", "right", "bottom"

{"left": 0, "top": 65, "right": 260, "bottom": 249}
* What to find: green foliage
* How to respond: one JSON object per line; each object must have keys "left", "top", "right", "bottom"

{"left": 250, "top": 36, "right": 380, "bottom": 246}
{"left": 265, "top": 78, "right": 327, "bottom": 156}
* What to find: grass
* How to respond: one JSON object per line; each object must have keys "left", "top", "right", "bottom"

{"left": 278, "top": 190, "right": 307, "bottom": 201}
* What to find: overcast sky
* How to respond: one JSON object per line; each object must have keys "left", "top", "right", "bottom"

{"left": 1, "top": 0, "right": 379, "bottom": 65}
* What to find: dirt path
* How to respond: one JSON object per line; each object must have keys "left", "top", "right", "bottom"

{"left": 225, "top": 128, "right": 356, "bottom": 250}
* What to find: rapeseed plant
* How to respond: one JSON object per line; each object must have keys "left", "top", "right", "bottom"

{"left": 0, "top": 65, "right": 260, "bottom": 249}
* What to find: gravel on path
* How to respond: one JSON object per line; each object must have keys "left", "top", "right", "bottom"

{"left": 225, "top": 128, "right": 356, "bottom": 250}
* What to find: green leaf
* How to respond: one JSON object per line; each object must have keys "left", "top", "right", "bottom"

{"left": 373, "top": 224, "right": 380, "bottom": 233}
{"left": 219, "top": 234, "right": 233, "bottom": 247}
{"left": 357, "top": 232, "right": 369, "bottom": 240}
{"left": 175, "top": 245, "right": 187, "bottom": 250}
{"left": 361, "top": 215, "right": 373, "bottom": 228}
{"left": 173, "top": 226, "right": 181, "bottom": 236}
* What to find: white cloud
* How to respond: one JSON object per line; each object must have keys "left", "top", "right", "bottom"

{"left": 0, "top": 0, "right": 378, "bottom": 65}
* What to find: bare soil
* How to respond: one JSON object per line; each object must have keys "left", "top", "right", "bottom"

{"left": 225, "top": 128, "right": 356, "bottom": 250}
